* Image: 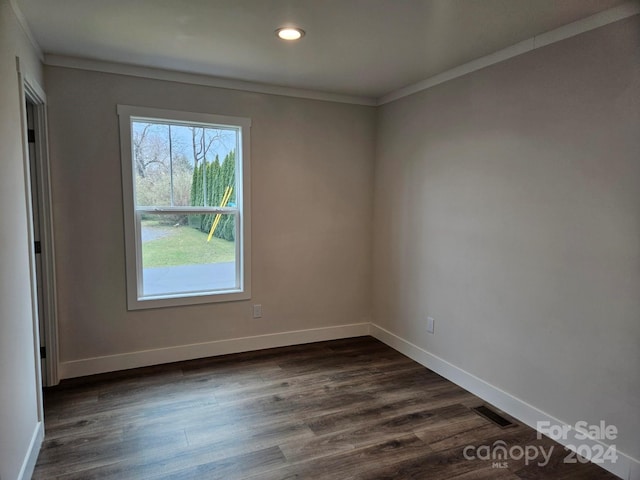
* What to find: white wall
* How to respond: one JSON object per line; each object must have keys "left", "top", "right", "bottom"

{"left": 373, "top": 15, "right": 640, "bottom": 464}
{"left": 45, "top": 66, "right": 375, "bottom": 374}
{"left": 0, "top": 1, "right": 44, "bottom": 479}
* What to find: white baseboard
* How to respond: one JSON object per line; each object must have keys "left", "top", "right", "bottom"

{"left": 59, "top": 323, "right": 370, "bottom": 380}
{"left": 370, "top": 323, "right": 639, "bottom": 480}
{"left": 17, "top": 420, "right": 43, "bottom": 480}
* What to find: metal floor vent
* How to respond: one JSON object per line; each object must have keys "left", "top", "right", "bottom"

{"left": 472, "top": 405, "right": 515, "bottom": 428}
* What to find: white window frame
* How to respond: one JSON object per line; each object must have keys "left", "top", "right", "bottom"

{"left": 118, "top": 105, "right": 251, "bottom": 310}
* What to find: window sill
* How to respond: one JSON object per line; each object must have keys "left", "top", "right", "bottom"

{"left": 127, "top": 289, "right": 251, "bottom": 310}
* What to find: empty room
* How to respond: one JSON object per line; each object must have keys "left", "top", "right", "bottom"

{"left": 1, "top": 0, "right": 638, "bottom": 479}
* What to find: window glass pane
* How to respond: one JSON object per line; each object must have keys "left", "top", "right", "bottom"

{"left": 168, "top": 125, "right": 196, "bottom": 207}
{"left": 189, "top": 145, "right": 238, "bottom": 209}
{"left": 140, "top": 213, "right": 237, "bottom": 297}
{"left": 132, "top": 121, "right": 238, "bottom": 208}
{"left": 133, "top": 122, "right": 171, "bottom": 206}
{"left": 186, "top": 126, "right": 237, "bottom": 208}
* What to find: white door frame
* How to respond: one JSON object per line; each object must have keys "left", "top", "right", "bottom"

{"left": 17, "top": 58, "right": 60, "bottom": 387}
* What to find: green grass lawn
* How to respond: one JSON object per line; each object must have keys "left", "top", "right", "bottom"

{"left": 142, "top": 221, "right": 235, "bottom": 267}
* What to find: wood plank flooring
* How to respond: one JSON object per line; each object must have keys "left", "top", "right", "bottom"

{"left": 33, "top": 337, "right": 616, "bottom": 479}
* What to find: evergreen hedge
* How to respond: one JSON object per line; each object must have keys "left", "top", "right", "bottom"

{"left": 189, "top": 151, "right": 236, "bottom": 241}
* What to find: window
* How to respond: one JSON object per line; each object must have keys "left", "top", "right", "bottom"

{"left": 118, "top": 105, "right": 251, "bottom": 309}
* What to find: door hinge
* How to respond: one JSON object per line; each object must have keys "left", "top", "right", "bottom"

{"left": 28, "top": 129, "right": 36, "bottom": 143}
{"left": 40, "top": 346, "right": 46, "bottom": 359}
{"left": 34, "top": 241, "right": 42, "bottom": 254}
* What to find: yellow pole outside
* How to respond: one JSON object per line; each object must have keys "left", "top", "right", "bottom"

{"left": 207, "top": 186, "right": 231, "bottom": 242}
{"left": 207, "top": 186, "right": 233, "bottom": 242}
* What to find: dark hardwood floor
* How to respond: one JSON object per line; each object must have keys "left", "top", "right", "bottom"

{"left": 33, "top": 337, "right": 616, "bottom": 479}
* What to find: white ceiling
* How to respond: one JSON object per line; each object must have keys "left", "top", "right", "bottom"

{"left": 16, "top": 0, "right": 628, "bottom": 99}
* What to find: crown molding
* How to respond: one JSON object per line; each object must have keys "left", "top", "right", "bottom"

{"left": 8, "top": 0, "right": 44, "bottom": 61}
{"left": 378, "top": 1, "right": 640, "bottom": 105}
{"left": 44, "top": 55, "right": 377, "bottom": 106}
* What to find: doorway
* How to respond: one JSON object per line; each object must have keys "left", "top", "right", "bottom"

{"left": 21, "top": 73, "right": 59, "bottom": 388}
{"left": 26, "top": 99, "right": 47, "bottom": 381}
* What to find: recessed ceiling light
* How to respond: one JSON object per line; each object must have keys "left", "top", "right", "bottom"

{"left": 276, "top": 27, "right": 305, "bottom": 41}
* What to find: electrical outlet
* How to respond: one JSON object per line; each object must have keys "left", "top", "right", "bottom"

{"left": 427, "top": 316, "right": 435, "bottom": 334}
{"left": 253, "top": 304, "right": 262, "bottom": 319}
